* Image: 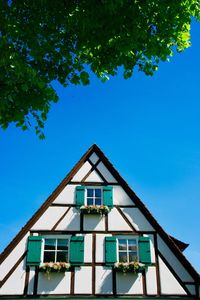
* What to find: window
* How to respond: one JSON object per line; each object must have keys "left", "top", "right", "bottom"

{"left": 43, "top": 238, "right": 68, "bottom": 263}
{"left": 118, "top": 239, "right": 138, "bottom": 263}
{"left": 86, "top": 188, "right": 102, "bottom": 205}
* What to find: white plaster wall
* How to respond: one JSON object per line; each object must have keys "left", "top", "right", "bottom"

{"left": 85, "top": 170, "right": 104, "bottom": 182}
{"left": 157, "top": 235, "right": 193, "bottom": 282}
{"left": 146, "top": 266, "right": 157, "bottom": 295}
{"left": 84, "top": 234, "right": 92, "bottom": 263}
{"left": 37, "top": 271, "right": 71, "bottom": 294}
{"left": 0, "top": 233, "right": 29, "bottom": 280}
{"left": 96, "top": 234, "right": 112, "bottom": 263}
{"left": 53, "top": 184, "right": 76, "bottom": 204}
{"left": 55, "top": 207, "right": 80, "bottom": 231}
{"left": 31, "top": 207, "right": 67, "bottom": 230}
{"left": 116, "top": 272, "right": 143, "bottom": 294}
{"left": 0, "top": 260, "right": 26, "bottom": 295}
{"left": 27, "top": 267, "right": 35, "bottom": 295}
{"left": 97, "top": 162, "right": 117, "bottom": 183}
{"left": 108, "top": 208, "right": 132, "bottom": 231}
{"left": 71, "top": 161, "right": 91, "bottom": 182}
{"left": 89, "top": 153, "right": 99, "bottom": 164}
{"left": 185, "top": 284, "right": 196, "bottom": 295}
{"left": 74, "top": 266, "right": 92, "bottom": 294}
{"left": 122, "top": 207, "right": 154, "bottom": 231}
{"left": 142, "top": 234, "right": 156, "bottom": 264}
{"left": 113, "top": 186, "right": 134, "bottom": 205}
{"left": 95, "top": 266, "right": 113, "bottom": 294}
{"left": 158, "top": 256, "right": 187, "bottom": 295}
{"left": 84, "top": 215, "right": 105, "bottom": 231}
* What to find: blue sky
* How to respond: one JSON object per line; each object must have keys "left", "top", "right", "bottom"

{"left": 0, "top": 21, "right": 200, "bottom": 272}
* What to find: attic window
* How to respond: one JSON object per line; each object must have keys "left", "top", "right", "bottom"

{"left": 117, "top": 239, "right": 138, "bottom": 263}
{"left": 43, "top": 238, "right": 68, "bottom": 263}
{"left": 86, "top": 188, "right": 102, "bottom": 205}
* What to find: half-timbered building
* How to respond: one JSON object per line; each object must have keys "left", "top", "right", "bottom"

{"left": 0, "top": 144, "right": 199, "bottom": 298}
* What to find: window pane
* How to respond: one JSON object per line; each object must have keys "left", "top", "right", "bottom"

{"left": 87, "top": 189, "right": 93, "bottom": 197}
{"left": 119, "top": 252, "right": 127, "bottom": 262}
{"left": 128, "top": 240, "right": 137, "bottom": 250}
{"left": 44, "top": 239, "right": 56, "bottom": 250}
{"left": 118, "top": 239, "right": 127, "bottom": 250}
{"left": 95, "top": 198, "right": 101, "bottom": 205}
{"left": 57, "top": 239, "right": 68, "bottom": 251}
{"left": 57, "top": 251, "right": 68, "bottom": 262}
{"left": 87, "top": 198, "right": 93, "bottom": 205}
{"left": 43, "top": 251, "right": 55, "bottom": 262}
{"left": 95, "top": 189, "right": 101, "bottom": 197}
{"left": 129, "top": 251, "right": 138, "bottom": 262}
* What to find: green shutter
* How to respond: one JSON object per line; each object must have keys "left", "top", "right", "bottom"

{"left": 26, "top": 236, "right": 42, "bottom": 266}
{"left": 70, "top": 236, "right": 84, "bottom": 266}
{"left": 105, "top": 236, "right": 117, "bottom": 266}
{"left": 76, "top": 186, "right": 85, "bottom": 206}
{"left": 103, "top": 186, "right": 113, "bottom": 207}
{"left": 139, "top": 236, "right": 151, "bottom": 264}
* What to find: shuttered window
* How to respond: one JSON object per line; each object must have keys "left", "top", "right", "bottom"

{"left": 69, "top": 236, "right": 84, "bottom": 266}
{"left": 26, "top": 236, "right": 43, "bottom": 266}
{"left": 76, "top": 185, "right": 113, "bottom": 207}
{"left": 105, "top": 236, "right": 151, "bottom": 267}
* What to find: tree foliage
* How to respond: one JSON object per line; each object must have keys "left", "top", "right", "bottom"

{"left": 0, "top": 0, "right": 199, "bottom": 137}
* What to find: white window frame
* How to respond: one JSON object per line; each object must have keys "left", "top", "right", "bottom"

{"left": 85, "top": 187, "right": 103, "bottom": 206}
{"left": 117, "top": 238, "right": 139, "bottom": 263}
{"left": 42, "top": 235, "right": 70, "bottom": 263}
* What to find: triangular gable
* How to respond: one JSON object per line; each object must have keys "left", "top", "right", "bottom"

{"left": 0, "top": 144, "right": 199, "bottom": 288}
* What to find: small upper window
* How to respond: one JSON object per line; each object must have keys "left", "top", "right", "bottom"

{"left": 86, "top": 188, "right": 102, "bottom": 206}
{"left": 43, "top": 238, "right": 68, "bottom": 263}
{"left": 118, "top": 239, "right": 138, "bottom": 263}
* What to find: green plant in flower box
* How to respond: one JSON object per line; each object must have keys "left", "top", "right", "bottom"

{"left": 114, "top": 261, "right": 145, "bottom": 273}
{"left": 80, "top": 205, "right": 110, "bottom": 215}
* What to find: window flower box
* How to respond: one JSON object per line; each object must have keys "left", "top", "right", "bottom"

{"left": 39, "top": 262, "right": 71, "bottom": 274}
{"left": 80, "top": 205, "right": 110, "bottom": 215}
{"left": 114, "top": 262, "right": 145, "bottom": 273}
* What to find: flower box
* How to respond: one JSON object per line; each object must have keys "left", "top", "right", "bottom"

{"left": 80, "top": 205, "right": 110, "bottom": 215}
{"left": 114, "top": 262, "right": 145, "bottom": 273}
{"left": 39, "top": 262, "right": 71, "bottom": 274}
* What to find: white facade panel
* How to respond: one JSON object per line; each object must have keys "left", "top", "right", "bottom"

{"left": 113, "top": 186, "right": 134, "bottom": 205}
{"left": 53, "top": 185, "right": 76, "bottom": 205}
{"left": 108, "top": 208, "right": 132, "bottom": 231}
{"left": 97, "top": 162, "right": 117, "bottom": 183}
{"left": 0, "top": 261, "right": 25, "bottom": 295}
{"left": 31, "top": 207, "right": 67, "bottom": 230}
{"left": 84, "top": 170, "right": 104, "bottom": 182}
{"left": 84, "top": 215, "right": 105, "bottom": 231}
{"left": 159, "top": 257, "right": 187, "bottom": 295}
{"left": 84, "top": 234, "right": 92, "bottom": 263}
{"left": 71, "top": 161, "right": 91, "bottom": 182}
{"left": 37, "top": 272, "right": 71, "bottom": 294}
{"left": 95, "top": 266, "right": 113, "bottom": 294}
{"left": 146, "top": 266, "right": 157, "bottom": 295}
{"left": 89, "top": 153, "right": 99, "bottom": 164}
{"left": 74, "top": 267, "right": 92, "bottom": 294}
{"left": 96, "top": 234, "right": 112, "bottom": 263}
{"left": 122, "top": 207, "right": 154, "bottom": 231}
{"left": 55, "top": 207, "right": 80, "bottom": 231}
{"left": 0, "top": 233, "right": 28, "bottom": 280}
{"left": 27, "top": 267, "right": 35, "bottom": 295}
{"left": 157, "top": 235, "right": 193, "bottom": 282}
{"left": 116, "top": 272, "right": 143, "bottom": 294}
